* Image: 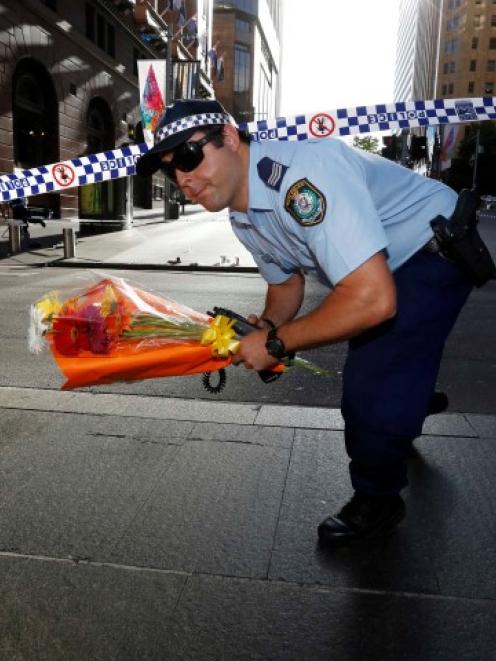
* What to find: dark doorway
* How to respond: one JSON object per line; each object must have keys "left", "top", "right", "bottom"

{"left": 12, "top": 58, "right": 60, "bottom": 215}
{"left": 79, "top": 97, "right": 116, "bottom": 219}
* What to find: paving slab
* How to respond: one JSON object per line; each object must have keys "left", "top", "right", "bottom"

{"left": 0, "top": 415, "right": 183, "bottom": 559}
{"left": 421, "top": 413, "right": 476, "bottom": 437}
{"left": 0, "top": 386, "right": 259, "bottom": 424}
{"left": 268, "top": 430, "right": 441, "bottom": 594}
{"left": 0, "top": 555, "right": 186, "bottom": 661}
{"left": 416, "top": 436, "right": 496, "bottom": 600}
{"left": 465, "top": 413, "right": 496, "bottom": 438}
{"left": 255, "top": 404, "right": 344, "bottom": 429}
{"left": 269, "top": 430, "right": 496, "bottom": 599}
{"left": 108, "top": 439, "right": 291, "bottom": 577}
{"left": 0, "top": 408, "right": 195, "bottom": 445}
{"left": 188, "top": 420, "right": 294, "bottom": 448}
{"left": 166, "top": 574, "right": 496, "bottom": 661}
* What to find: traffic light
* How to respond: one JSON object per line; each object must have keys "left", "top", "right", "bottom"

{"left": 381, "top": 135, "right": 398, "bottom": 160}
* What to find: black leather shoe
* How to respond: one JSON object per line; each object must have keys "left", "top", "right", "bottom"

{"left": 427, "top": 391, "right": 449, "bottom": 415}
{"left": 318, "top": 493, "right": 405, "bottom": 546}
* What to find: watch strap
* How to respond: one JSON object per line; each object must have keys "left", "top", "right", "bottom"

{"left": 265, "top": 326, "right": 287, "bottom": 360}
{"left": 261, "top": 317, "right": 276, "bottom": 329}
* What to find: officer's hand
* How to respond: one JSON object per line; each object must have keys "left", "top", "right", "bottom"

{"left": 232, "top": 329, "right": 279, "bottom": 371}
{"left": 246, "top": 314, "right": 274, "bottom": 330}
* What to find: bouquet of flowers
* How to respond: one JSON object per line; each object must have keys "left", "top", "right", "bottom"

{"left": 29, "top": 276, "right": 328, "bottom": 391}
{"left": 28, "top": 276, "right": 248, "bottom": 390}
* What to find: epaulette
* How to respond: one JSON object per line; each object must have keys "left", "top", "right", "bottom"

{"left": 256, "top": 157, "right": 288, "bottom": 192}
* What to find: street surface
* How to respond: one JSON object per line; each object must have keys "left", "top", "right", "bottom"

{"left": 0, "top": 261, "right": 494, "bottom": 413}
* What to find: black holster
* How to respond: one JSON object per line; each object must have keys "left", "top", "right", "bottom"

{"left": 430, "top": 189, "right": 496, "bottom": 287}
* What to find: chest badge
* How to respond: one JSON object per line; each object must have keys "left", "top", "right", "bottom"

{"left": 284, "top": 178, "right": 326, "bottom": 226}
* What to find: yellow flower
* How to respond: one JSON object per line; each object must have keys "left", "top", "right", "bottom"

{"left": 201, "top": 315, "right": 240, "bottom": 358}
{"left": 101, "top": 284, "right": 118, "bottom": 317}
{"left": 35, "top": 293, "right": 62, "bottom": 321}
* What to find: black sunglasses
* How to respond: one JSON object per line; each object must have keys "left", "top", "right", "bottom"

{"left": 160, "top": 128, "right": 222, "bottom": 181}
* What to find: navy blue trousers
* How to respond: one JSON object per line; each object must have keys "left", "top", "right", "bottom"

{"left": 341, "top": 251, "right": 473, "bottom": 496}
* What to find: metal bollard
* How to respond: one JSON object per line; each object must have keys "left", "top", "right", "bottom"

{"left": 9, "top": 224, "right": 21, "bottom": 254}
{"left": 62, "top": 228, "right": 76, "bottom": 258}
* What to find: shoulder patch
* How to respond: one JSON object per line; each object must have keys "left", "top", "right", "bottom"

{"left": 284, "top": 178, "right": 326, "bottom": 226}
{"left": 257, "top": 157, "right": 288, "bottom": 191}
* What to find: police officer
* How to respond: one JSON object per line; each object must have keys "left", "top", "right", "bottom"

{"left": 137, "top": 99, "right": 473, "bottom": 546}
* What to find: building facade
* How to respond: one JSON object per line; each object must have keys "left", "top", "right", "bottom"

{"left": 210, "top": 0, "right": 281, "bottom": 123}
{"left": 395, "top": 0, "right": 442, "bottom": 102}
{"left": 0, "top": 0, "right": 214, "bottom": 219}
{"left": 437, "top": 0, "right": 496, "bottom": 99}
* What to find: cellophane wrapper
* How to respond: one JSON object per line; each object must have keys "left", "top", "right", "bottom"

{"left": 28, "top": 276, "right": 236, "bottom": 390}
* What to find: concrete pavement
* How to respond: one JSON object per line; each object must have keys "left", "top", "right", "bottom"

{"left": 1, "top": 385, "right": 495, "bottom": 660}
{"left": 0, "top": 205, "right": 495, "bottom": 659}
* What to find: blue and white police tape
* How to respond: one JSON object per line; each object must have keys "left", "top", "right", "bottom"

{"left": 1, "top": 96, "right": 495, "bottom": 203}
{"left": 0, "top": 143, "right": 148, "bottom": 203}
{"left": 240, "top": 96, "right": 496, "bottom": 142}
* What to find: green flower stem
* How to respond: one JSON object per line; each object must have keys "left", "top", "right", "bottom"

{"left": 285, "top": 356, "right": 331, "bottom": 377}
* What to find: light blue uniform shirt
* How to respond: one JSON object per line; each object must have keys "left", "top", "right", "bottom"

{"left": 229, "top": 138, "right": 458, "bottom": 286}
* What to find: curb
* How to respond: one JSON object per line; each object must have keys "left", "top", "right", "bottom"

{"left": 48, "top": 259, "right": 260, "bottom": 273}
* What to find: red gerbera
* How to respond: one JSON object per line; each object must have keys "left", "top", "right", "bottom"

{"left": 83, "top": 304, "right": 112, "bottom": 354}
{"left": 52, "top": 308, "right": 91, "bottom": 356}
{"left": 52, "top": 304, "right": 112, "bottom": 356}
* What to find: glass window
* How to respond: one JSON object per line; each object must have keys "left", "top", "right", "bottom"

{"left": 468, "top": 81, "right": 475, "bottom": 93}
{"left": 450, "top": 61, "right": 456, "bottom": 73}
{"left": 222, "top": 0, "right": 256, "bottom": 15}
{"left": 492, "top": 15, "right": 496, "bottom": 26}
{"left": 235, "top": 18, "right": 251, "bottom": 33}
{"left": 485, "top": 82, "right": 495, "bottom": 94}
{"left": 234, "top": 44, "right": 250, "bottom": 92}
{"left": 107, "top": 23, "right": 115, "bottom": 58}
{"left": 474, "top": 15, "right": 482, "bottom": 28}
{"left": 258, "top": 67, "right": 271, "bottom": 119}
{"left": 97, "top": 13, "right": 105, "bottom": 50}
{"left": 447, "top": 16, "right": 459, "bottom": 30}
{"left": 442, "top": 84, "right": 447, "bottom": 95}
{"left": 444, "top": 38, "right": 458, "bottom": 54}
{"left": 470, "top": 59, "right": 477, "bottom": 71}
{"left": 490, "top": 37, "right": 496, "bottom": 49}
{"left": 488, "top": 59, "right": 496, "bottom": 72}
{"left": 443, "top": 62, "right": 449, "bottom": 74}
{"left": 472, "top": 37, "right": 478, "bottom": 49}
{"left": 448, "top": 82, "right": 454, "bottom": 94}
{"left": 85, "top": 3, "right": 95, "bottom": 42}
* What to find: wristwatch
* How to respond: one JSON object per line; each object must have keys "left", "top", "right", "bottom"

{"left": 265, "top": 327, "right": 288, "bottom": 360}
